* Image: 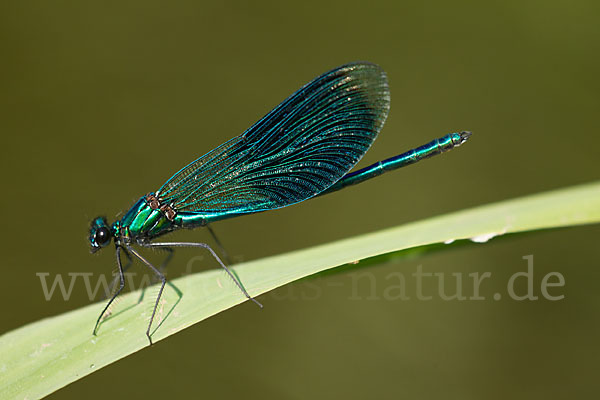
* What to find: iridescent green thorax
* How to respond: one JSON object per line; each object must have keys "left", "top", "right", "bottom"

{"left": 117, "top": 196, "right": 170, "bottom": 240}
{"left": 115, "top": 194, "right": 211, "bottom": 241}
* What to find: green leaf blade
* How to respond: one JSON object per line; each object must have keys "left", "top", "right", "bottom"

{"left": 2, "top": 181, "right": 599, "bottom": 399}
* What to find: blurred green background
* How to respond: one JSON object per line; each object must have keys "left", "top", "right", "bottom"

{"left": 1, "top": 0, "right": 599, "bottom": 398}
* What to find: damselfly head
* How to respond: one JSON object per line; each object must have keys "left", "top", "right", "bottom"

{"left": 89, "top": 216, "right": 112, "bottom": 253}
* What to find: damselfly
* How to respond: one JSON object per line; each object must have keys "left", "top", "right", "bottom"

{"left": 89, "top": 62, "right": 471, "bottom": 344}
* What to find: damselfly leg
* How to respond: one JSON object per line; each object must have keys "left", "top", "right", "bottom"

{"left": 136, "top": 246, "right": 173, "bottom": 304}
{"left": 104, "top": 248, "right": 132, "bottom": 300}
{"left": 93, "top": 246, "right": 125, "bottom": 336}
{"left": 124, "top": 245, "right": 166, "bottom": 345}
{"left": 141, "top": 241, "right": 263, "bottom": 308}
{"left": 206, "top": 225, "right": 234, "bottom": 265}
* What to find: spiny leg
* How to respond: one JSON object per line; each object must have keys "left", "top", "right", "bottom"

{"left": 142, "top": 247, "right": 173, "bottom": 286}
{"left": 104, "top": 247, "right": 132, "bottom": 300}
{"left": 206, "top": 225, "right": 232, "bottom": 265}
{"left": 136, "top": 246, "right": 173, "bottom": 303}
{"left": 125, "top": 244, "right": 166, "bottom": 346}
{"left": 93, "top": 246, "right": 125, "bottom": 336}
{"left": 142, "top": 241, "right": 263, "bottom": 309}
{"left": 157, "top": 246, "right": 174, "bottom": 272}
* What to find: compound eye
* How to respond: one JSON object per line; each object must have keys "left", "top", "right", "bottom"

{"left": 95, "top": 227, "right": 111, "bottom": 246}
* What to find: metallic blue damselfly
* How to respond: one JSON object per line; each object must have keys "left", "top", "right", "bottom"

{"left": 89, "top": 62, "right": 471, "bottom": 344}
